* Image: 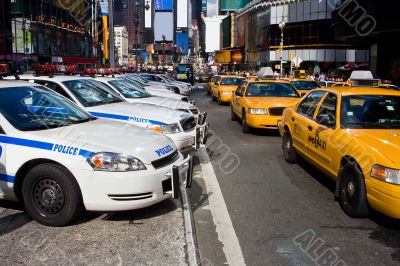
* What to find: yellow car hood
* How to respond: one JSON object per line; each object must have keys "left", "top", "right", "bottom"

{"left": 349, "top": 129, "right": 400, "bottom": 165}
{"left": 244, "top": 97, "right": 300, "bottom": 108}
{"left": 219, "top": 85, "right": 240, "bottom": 92}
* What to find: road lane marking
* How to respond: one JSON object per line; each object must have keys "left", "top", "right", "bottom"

{"left": 197, "top": 147, "right": 246, "bottom": 266}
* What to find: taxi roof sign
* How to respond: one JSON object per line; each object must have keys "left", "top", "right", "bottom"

{"left": 349, "top": 70, "right": 374, "bottom": 80}
{"left": 257, "top": 67, "right": 275, "bottom": 80}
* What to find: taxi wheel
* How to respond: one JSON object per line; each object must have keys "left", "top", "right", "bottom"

{"left": 211, "top": 94, "right": 216, "bottom": 101}
{"left": 242, "top": 110, "right": 251, "bottom": 133}
{"left": 282, "top": 131, "right": 297, "bottom": 163}
{"left": 231, "top": 106, "right": 237, "bottom": 121}
{"left": 338, "top": 164, "right": 369, "bottom": 218}
{"left": 22, "top": 163, "right": 83, "bottom": 227}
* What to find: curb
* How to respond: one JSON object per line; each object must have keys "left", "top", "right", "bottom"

{"left": 181, "top": 184, "right": 201, "bottom": 266}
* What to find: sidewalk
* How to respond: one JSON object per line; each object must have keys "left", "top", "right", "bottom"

{"left": 0, "top": 199, "right": 187, "bottom": 265}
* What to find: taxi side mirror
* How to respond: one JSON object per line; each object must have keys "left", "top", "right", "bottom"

{"left": 235, "top": 90, "right": 243, "bottom": 97}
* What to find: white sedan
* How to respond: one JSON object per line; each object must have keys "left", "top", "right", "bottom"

{"left": 0, "top": 80, "right": 192, "bottom": 226}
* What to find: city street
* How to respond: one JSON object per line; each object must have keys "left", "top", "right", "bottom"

{"left": 190, "top": 85, "right": 400, "bottom": 266}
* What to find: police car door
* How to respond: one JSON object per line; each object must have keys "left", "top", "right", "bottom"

{"left": 0, "top": 124, "right": 10, "bottom": 197}
{"left": 305, "top": 92, "right": 338, "bottom": 173}
{"left": 293, "top": 91, "right": 326, "bottom": 156}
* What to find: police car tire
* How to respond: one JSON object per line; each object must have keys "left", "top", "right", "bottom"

{"left": 282, "top": 131, "right": 297, "bottom": 163}
{"left": 231, "top": 106, "right": 237, "bottom": 121}
{"left": 174, "top": 88, "right": 180, "bottom": 94}
{"left": 22, "top": 163, "right": 83, "bottom": 227}
{"left": 338, "top": 164, "right": 369, "bottom": 218}
{"left": 242, "top": 111, "right": 251, "bottom": 134}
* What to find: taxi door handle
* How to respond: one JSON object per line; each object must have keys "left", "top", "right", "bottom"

{"left": 308, "top": 125, "right": 313, "bottom": 131}
{"left": 291, "top": 117, "right": 295, "bottom": 122}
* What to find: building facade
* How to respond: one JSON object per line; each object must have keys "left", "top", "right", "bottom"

{"left": 0, "top": 0, "right": 97, "bottom": 70}
{"left": 230, "top": 0, "right": 370, "bottom": 74}
{"left": 114, "top": 26, "right": 129, "bottom": 66}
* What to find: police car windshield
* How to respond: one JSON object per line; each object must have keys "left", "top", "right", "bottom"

{"left": 123, "top": 78, "right": 146, "bottom": 89}
{"left": 221, "top": 78, "right": 244, "bottom": 85}
{"left": 291, "top": 81, "right": 320, "bottom": 90}
{"left": 109, "top": 80, "right": 152, "bottom": 98}
{"left": 62, "top": 79, "right": 124, "bottom": 107}
{"left": 245, "top": 82, "right": 300, "bottom": 98}
{"left": 342, "top": 95, "right": 400, "bottom": 129}
{"left": 0, "top": 86, "right": 92, "bottom": 131}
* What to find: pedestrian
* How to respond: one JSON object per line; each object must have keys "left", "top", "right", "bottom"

{"left": 319, "top": 72, "right": 326, "bottom": 81}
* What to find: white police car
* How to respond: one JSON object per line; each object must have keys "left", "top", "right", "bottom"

{"left": 122, "top": 74, "right": 190, "bottom": 102}
{"left": 0, "top": 80, "right": 192, "bottom": 226}
{"left": 16, "top": 74, "right": 199, "bottom": 150}
{"left": 93, "top": 76, "right": 200, "bottom": 116}
{"left": 140, "top": 73, "right": 192, "bottom": 95}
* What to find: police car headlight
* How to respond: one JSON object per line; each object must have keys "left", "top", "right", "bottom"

{"left": 148, "top": 123, "right": 182, "bottom": 134}
{"left": 248, "top": 108, "right": 269, "bottom": 115}
{"left": 161, "top": 123, "right": 182, "bottom": 134}
{"left": 88, "top": 152, "right": 147, "bottom": 171}
{"left": 371, "top": 165, "right": 400, "bottom": 185}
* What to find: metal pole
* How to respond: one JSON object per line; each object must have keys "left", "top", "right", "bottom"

{"left": 109, "top": 0, "right": 115, "bottom": 68}
{"left": 135, "top": 1, "right": 139, "bottom": 72}
{"left": 280, "top": 25, "right": 284, "bottom": 78}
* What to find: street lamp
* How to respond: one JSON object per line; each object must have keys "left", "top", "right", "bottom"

{"left": 279, "top": 21, "right": 285, "bottom": 78}
{"left": 134, "top": 1, "right": 150, "bottom": 72}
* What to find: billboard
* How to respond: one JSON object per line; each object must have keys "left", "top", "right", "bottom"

{"left": 219, "top": 0, "right": 252, "bottom": 11}
{"left": 215, "top": 51, "right": 231, "bottom": 64}
{"left": 176, "top": 33, "right": 189, "bottom": 55}
{"left": 177, "top": 0, "right": 188, "bottom": 28}
{"left": 154, "top": 12, "right": 174, "bottom": 42}
{"left": 231, "top": 50, "right": 244, "bottom": 63}
{"left": 98, "top": 0, "right": 109, "bottom": 15}
{"left": 155, "top": 0, "right": 173, "bottom": 11}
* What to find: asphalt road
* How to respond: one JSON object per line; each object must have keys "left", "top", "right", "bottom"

{"left": 190, "top": 84, "right": 400, "bottom": 266}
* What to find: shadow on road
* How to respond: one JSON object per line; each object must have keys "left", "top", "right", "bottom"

{"left": 101, "top": 199, "right": 179, "bottom": 223}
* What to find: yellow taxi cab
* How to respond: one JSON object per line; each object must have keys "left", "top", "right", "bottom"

{"left": 278, "top": 86, "right": 400, "bottom": 219}
{"left": 211, "top": 76, "right": 246, "bottom": 105}
{"left": 287, "top": 78, "right": 321, "bottom": 96}
{"left": 207, "top": 74, "right": 221, "bottom": 95}
{"left": 231, "top": 80, "right": 301, "bottom": 133}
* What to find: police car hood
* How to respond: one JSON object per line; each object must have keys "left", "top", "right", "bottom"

{"left": 86, "top": 102, "right": 188, "bottom": 124}
{"left": 349, "top": 129, "right": 400, "bottom": 165}
{"left": 126, "top": 96, "right": 195, "bottom": 110}
{"left": 244, "top": 97, "right": 300, "bottom": 108}
{"left": 31, "top": 119, "right": 177, "bottom": 164}
{"left": 145, "top": 88, "right": 184, "bottom": 100}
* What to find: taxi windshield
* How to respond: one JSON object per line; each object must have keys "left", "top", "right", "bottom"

{"left": 108, "top": 80, "right": 152, "bottom": 98}
{"left": 221, "top": 78, "right": 244, "bottom": 85}
{"left": 342, "top": 95, "right": 400, "bottom": 129}
{"left": 291, "top": 80, "right": 320, "bottom": 90}
{"left": 62, "top": 79, "right": 124, "bottom": 107}
{"left": 245, "top": 82, "right": 300, "bottom": 98}
{"left": 0, "top": 86, "right": 93, "bottom": 131}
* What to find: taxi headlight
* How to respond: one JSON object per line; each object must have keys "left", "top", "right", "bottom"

{"left": 248, "top": 108, "right": 269, "bottom": 115}
{"left": 148, "top": 123, "right": 182, "bottom": 134}
{"left": 222, "top": 91, "right": 232, "bottom": 95}
{"left": 371, "top": 165, "right": 400, "bottom": 185}
{"left": 88, "top": 152, "right": 147, "bottom": 171}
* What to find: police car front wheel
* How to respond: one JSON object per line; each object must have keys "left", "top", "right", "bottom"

{"left": 22, "top": 163, "right": 83, "bottom": 227}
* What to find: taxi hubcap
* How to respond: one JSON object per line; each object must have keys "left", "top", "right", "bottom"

{"left": 33, "top": 178, "right": 65, "bottom": 214}
{"left": 346, "top": 180, "right": 356, "bottom": 198}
